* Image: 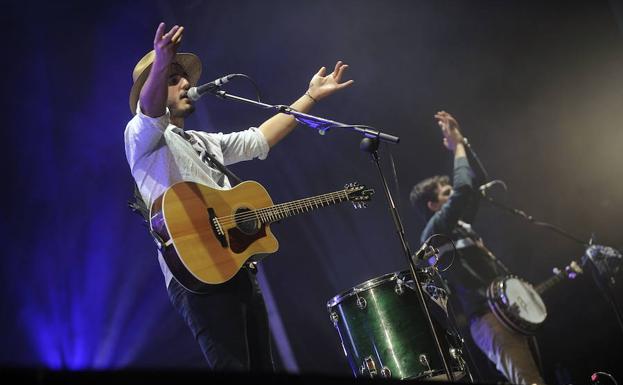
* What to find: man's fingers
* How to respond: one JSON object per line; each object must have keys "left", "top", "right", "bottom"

{"left": 171, "top": 26, "right": 184, "bottom": 44}
{"left": 337, "top": 79, "right": 355, "bottom": 89}
{"left": 166, "top": 25, "right": 180, "bottom": 42}
{"left": 162, "top": 25, "right": 180, "bottom": 44}
{"left": 154, "top": 22, "right": 166, "bottom": 45}
{"left": 335, "top": 64, "right": 349, "bottom": 81}
{"left": 333, "top": 61, "right": 342, "bottom": 75}
{"left": 316, "top": 66, "right": 327, "bottom": 76}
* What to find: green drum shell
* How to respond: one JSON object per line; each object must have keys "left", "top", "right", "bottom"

{"left": 327, "top": 270, "right": 456, "bottom": 380}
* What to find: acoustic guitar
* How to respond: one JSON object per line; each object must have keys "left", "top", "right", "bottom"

{"left": 149, "top": 181, "right": 374, "bottom": 292}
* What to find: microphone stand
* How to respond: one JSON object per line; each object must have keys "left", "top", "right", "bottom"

{"left": 211, "top": 89, "right": 400, "bottom": 143}
{"left": 480, "top": 194, "right": 587, "bottom": 245}
{"left": 360, "top": 137, "right": 455, "bottom": 382}
{"left": 209, "top": 89, "right": 455, "bottom": 381}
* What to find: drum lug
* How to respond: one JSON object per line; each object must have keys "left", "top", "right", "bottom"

{"left": 381, "top": 366, "right": 392, "bottom": 378}
{"left": 394, "top": 282, "right": 405, "bottom": 295}
{"left": 421, "top": 267, "right": 434, "bottom": 281}
{"left": 450, "top": 347, "right": 467, "bottom": 372}
{"left": 419, "top": 354, "right": 431, "bottom": 372}
{"left": 449, "top": 347, "right": 460, "bottom": 360}
{"left": 329, "top": 311, "right": 339, "bottom": 325}
{"left": 360, "top": 356, "right": 378, "bottom": 378}
{"left": 356, "top": 296, "right": 367, "bottom": 310}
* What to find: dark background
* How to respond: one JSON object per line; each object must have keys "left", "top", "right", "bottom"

{"left": 2, "top": 0, "right": 622, "bottom": 384}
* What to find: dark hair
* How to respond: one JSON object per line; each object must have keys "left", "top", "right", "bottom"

{"left": 410, "top": 175, "right": 450, "bottom": 219}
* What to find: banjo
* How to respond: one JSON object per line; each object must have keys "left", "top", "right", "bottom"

{"left": 486, "top": 260, "right": 582, "bottom": 335}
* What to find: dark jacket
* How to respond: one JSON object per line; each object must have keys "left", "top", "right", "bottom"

{"left": 420, "top": 155, "right": 506, "bottom": 319}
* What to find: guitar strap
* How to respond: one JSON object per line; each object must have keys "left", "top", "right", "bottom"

{"left": 192, "top": 133, "right": 243, "bottom": 186}
{"left": 127, "top": 130, "right": 244, "bottom": 226}
{"left": 129, "top": 181, "right": 150, "bottom": 223}
{"left": 176, "top": 131, "right": 258, "bottom": 272}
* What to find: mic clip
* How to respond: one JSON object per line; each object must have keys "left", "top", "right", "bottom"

{"left": 479, "top": 179, "right": 508, "bottom": 196}
{"left": 414, "top": 243, "right": 439, "bottom": 260}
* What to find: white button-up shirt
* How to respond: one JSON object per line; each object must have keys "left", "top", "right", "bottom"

{"left": 124, "top": 103, "right": 270, "bottom": 286}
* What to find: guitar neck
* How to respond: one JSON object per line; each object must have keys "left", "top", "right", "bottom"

{"left": 256, "top": 189, "right": 352, "bottom": 224}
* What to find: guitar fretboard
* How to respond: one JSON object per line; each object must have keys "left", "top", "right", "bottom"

{"left": 256, "top": 190, "right": 351, "bottom": 223}
{"left": 216, "top": 189, "right": 356, "bottom": 228}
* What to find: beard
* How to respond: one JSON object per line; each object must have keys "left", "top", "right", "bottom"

{"left": 170, "top": 102, "right": 195, "bottom": 119}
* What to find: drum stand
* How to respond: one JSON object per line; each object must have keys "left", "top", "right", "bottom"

{"left": 360, "top": 136, "right": 457, "bottom": 382}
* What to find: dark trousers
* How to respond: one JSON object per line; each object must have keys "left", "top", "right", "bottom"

{"left": 167, "top": 268, "right": 274, "bottom": 371}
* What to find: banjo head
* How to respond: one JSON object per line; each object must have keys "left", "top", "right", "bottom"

{"left": 487, "top": 275, "right": 548, "bottom": 334}
{"left": 503, "top": 277, "right": 547, "bottom": 324}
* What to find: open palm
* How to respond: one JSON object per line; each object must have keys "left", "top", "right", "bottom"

{"left": 308, "top": 61, "right": 354, "bottom": 101}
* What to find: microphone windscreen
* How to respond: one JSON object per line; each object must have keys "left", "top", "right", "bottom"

{"left": 187, "top": 87, "right": 201, "bottom": 101}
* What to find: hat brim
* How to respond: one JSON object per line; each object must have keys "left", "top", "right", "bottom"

{"left": 129, "top": 52, "right": 202, "bottom": 115}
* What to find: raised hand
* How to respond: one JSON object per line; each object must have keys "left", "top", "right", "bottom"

{"left": 307, "top": 61, "right": 354, "bottom": 101}
{"left": 434, "top": 110, "right": 464, "bottom": 151}
{"left": 152, "top": 22, "right": 184, "bottom": 71}
{"left": 138, "top": 23, "right": 185, "bottom": 119}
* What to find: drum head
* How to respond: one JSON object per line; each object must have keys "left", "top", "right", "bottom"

{"left": 327, "top": 271, "right": 399, "bottom": 308}
{"left": 327, "top": 269, "right": 433, "bottom": 309}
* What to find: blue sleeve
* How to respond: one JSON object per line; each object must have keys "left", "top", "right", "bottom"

{"left": 420, "top": 156, "right": 475, "bottom": 243}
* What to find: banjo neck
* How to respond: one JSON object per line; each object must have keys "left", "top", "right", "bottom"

{"left": 534, "top": 260, "right": 583, "bottom": 294}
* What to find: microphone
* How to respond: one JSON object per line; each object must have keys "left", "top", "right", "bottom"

{"left": 414, "top": 242, "right": 439, "bottom": 260}
{"left": 479, "top": 179, "right": 507, "bottom": 196}
{"left": 186, "top": 74, "right": 237, "bottom": 101}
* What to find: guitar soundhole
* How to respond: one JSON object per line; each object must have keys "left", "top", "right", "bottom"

{"left": 235, "top": 207, "right": 259, "bottom": 235}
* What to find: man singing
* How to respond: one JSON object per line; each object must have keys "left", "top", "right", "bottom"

{"left": 124, "top": 22, "right": 354, "bottom": 371}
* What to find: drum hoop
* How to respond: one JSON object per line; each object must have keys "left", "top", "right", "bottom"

{"left": 327, "top": 270, "right": 408, "bottom": 309}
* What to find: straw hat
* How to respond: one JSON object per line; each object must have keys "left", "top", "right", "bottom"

{"left": 129, "top": 50, "right": 202, "bottom": 114}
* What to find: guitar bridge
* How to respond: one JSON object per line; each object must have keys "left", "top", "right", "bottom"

{"left": 208, "top": 208, "right": 228, "bottom": 248}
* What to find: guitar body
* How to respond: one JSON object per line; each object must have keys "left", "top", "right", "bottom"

{"left": 150, "top": 181, "right": 279, "bottom": 292}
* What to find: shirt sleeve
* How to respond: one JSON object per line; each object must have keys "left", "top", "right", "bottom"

{"left": 421, "top": 156, "right": 475, "bottom": 241}
{"left": 124, "top": 103, "right": 170, "bottom": 170}
{"left": 217, "top": 127, "right": 270, "bottom": 165}
{"left": 460, "top": 149, "right": 487, "bottom": 223}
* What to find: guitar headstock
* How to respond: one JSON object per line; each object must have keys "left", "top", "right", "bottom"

{"left": 344, "top": 182, "right": 375, "bottom": 209}
{"left": 553, "top": 260, "right": 583, "bottom": 280}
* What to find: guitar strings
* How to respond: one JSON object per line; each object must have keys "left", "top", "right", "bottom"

{"left": 216, "top": 190, "right": 353, "bottom": 226}
{"left": 216, "top": 186, "right": 371, "bottom": 226}
{"left": 216, "top": 190, "right": 349, "bottom": 226}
